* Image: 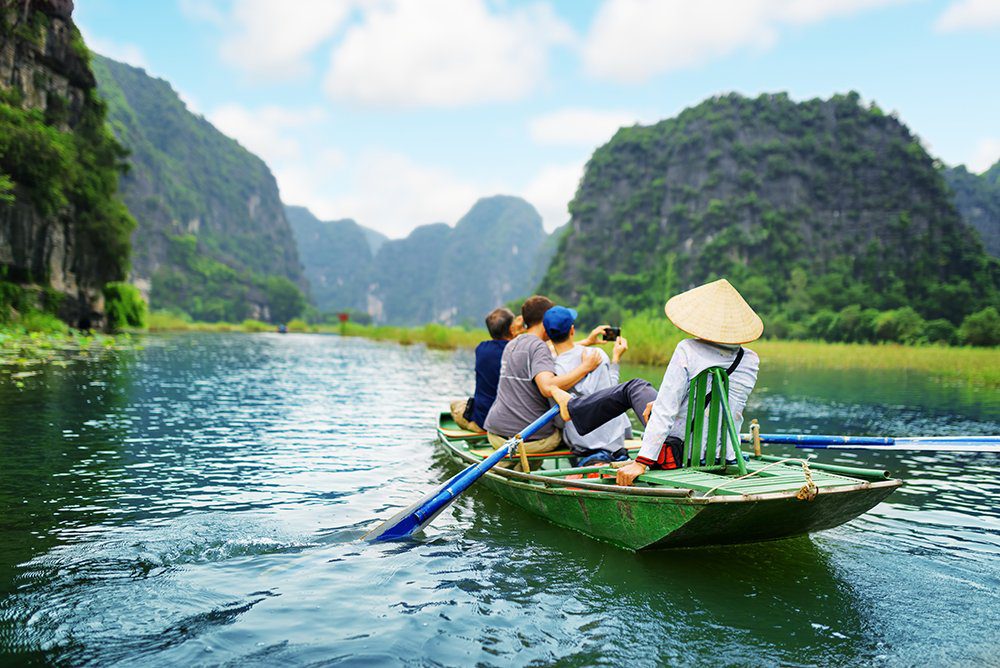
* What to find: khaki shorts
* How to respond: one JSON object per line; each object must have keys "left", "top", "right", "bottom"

{"left": 450, "top": 399, "right": 482, "bottom": 432}
{"left": 487, "top": 429, "right": 561, "bottom": 471}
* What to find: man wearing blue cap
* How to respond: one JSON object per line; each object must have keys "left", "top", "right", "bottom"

{"left": 544, "top": 306, "right": 633, "bottom": 466}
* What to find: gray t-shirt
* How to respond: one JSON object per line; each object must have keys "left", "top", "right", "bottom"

{"left": 483, "top": 334, "right": 556, "bottom": 439}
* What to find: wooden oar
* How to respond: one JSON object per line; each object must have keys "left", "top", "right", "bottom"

{"left": 364, "top": 406, "right": 560, "bottom": 542}
{"left": 740, "top": 433, "right": 1000, "bottom": 452}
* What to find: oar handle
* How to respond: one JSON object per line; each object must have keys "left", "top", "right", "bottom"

{"left": 508, "top": 405, "right": 560, "bottom": 454}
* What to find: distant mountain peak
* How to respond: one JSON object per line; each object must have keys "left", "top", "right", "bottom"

{"left": 287, "top": 197, "right": 559, "bottom": 324}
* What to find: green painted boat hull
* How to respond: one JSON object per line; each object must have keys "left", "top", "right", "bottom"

{"left": 435, "top": 417, "right": 901, "bottom": 551}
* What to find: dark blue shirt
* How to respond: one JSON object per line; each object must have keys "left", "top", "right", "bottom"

{"left": 470, "top": 339, "right": 508, "bottom": 427}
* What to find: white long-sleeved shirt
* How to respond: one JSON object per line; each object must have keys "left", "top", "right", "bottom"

{"left": 554, "top": 345, "right": 631, "bottom": 453}
{"left": 638, "top": 338, "right": 759, "bottom": 464}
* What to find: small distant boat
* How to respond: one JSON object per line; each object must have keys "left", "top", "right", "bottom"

{"left": 277, "top": 324, "right": 288, "bottom": 334}
{"left": 436, "top": 412, "right": 901, "bottom": 551}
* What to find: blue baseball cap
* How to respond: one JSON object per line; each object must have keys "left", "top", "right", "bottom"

{"left": 543, "top": 305, "right": 578, "bottom": 339}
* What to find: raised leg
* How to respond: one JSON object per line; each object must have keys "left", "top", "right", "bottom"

{"left": 560, "top": 378, "right": 657, "bottom": 436}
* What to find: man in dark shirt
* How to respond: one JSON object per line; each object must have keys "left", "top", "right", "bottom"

{"left": 450, "top": 307, "right": 517, "bottom": 432}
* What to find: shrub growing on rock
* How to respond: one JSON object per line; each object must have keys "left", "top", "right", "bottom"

{"left": 103, "top": 282, "right": 147, "bottom": 331}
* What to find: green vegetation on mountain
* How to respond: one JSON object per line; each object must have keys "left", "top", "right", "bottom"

{"left": 1, "top": 1, "right": 135, "bottom": 329}
{"left": 92, "top": 54, "right": 306, "bottom": 323}
{"left": 541, "top": 92, "right": 1000, "bottom": 345}
{"left": 943, "top": 160, "right": 1000, "bottom": 258}
{"left": 291, "top": 196, "right": 560, "bottom": 326}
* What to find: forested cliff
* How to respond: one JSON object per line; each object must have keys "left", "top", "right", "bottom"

{"left": 0, "top": 0, "right": 134, "bottom": 328}
{"left": 92, "top": 55, "right": 306, "bottom": 323}
{"left": 285, "top": 205, "right": 384, "bottom": 314}
{"left": 943, "top": 160, "right": 1000, "bottom": 258}
{"left": 541, "top": 92, "right": 1000, "bottom": 342}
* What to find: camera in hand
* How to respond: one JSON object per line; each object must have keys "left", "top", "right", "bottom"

{"left": 603, "top": 326, "right": 621, "bottom": 341}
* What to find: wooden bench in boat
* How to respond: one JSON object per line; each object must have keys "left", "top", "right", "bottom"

{"left": 468, "top": 439, "right": 644, "bottom": 460}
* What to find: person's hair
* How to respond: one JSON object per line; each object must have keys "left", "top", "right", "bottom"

{"left": 521, "top": 295, "right": 555, "bottom": 328}
{"left": 547, "top": 328, "right": 572, "bottom": 344}
{"left": 485, "top": 307, "right": 515, "bottom": 340}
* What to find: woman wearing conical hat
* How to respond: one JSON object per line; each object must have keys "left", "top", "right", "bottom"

{"left": 551, "top": 278, "right": 762, "bottom": 486}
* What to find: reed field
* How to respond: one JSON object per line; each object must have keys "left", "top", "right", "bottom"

{"left": 341, "top": 312, "right": 1000, "bottom": 389}
{"left": 120, "top": 310, "right": 1000, "bottom": 389}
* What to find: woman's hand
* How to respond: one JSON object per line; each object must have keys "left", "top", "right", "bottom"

{"left": 615, "top": 461, "right": 648, "bottom": 486}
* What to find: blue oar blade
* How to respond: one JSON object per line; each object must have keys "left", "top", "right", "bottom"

{"left": 364, "top": 406, "right": 559, "bottom": 542}
{"left": 362, "top": 470, "right": 468, "bottom": 542}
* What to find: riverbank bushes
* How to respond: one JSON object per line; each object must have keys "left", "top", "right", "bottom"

{"left": 138, "top": 308, "right": 1000, "bottom": 387}
{"left": 764, "top": 304, "right": 1000, "bottom": 346}
{"left": 341, "top": 315, "right": 1000, "bottom": 388}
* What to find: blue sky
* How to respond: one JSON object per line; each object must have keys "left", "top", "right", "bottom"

{"left": 76, "top": 0, "right": 1000, "bottom": 238}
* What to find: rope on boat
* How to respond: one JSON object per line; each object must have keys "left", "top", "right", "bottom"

{"left": 701, "top": 457, "right": 818, "bottom": 500}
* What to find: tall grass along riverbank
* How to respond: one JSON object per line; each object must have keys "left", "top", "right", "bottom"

{"left": 341, "top": 314, "right": 1000, "bottom": 389}
{"left": 139, "top": 310, "right": 1000, "bottom": 388}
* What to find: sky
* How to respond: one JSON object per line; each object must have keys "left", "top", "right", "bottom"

{"left": 76, "top": 0, "right": 1000, "bottom": 238}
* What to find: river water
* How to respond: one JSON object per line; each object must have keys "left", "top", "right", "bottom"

{"left": 0, "top": 333, "right": 997, "bottom": 666}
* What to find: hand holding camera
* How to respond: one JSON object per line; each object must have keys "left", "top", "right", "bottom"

{"left": 611, "top": 331, "right": 627, "bottom": 364}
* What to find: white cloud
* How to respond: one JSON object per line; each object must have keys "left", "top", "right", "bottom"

{"left": 175, "top": 89, "right": 202, "bottom": 116}
{"left": 935, "top": 0, "right": 1000, "bottom": 31}
{"left": 207, "top": 104, "right": 327, "bottom": 164}
{"left": 178, "top": 0, "right": 227, "bottom": 25}
{"left": 315, "top": 150, "right": 490, "bottom": 237}
{"left": 968, "top": 138, "right": 1000, "bottom": 173}
{"left": 583, "top": 0, "right": 907, "bottom": 83}
{"left": 278, "top": 148, "right": 581, "bottom": 236}
{"left": 529, "top": 108, "right": 642, "bottom": 147}
{"left": 325, "top": 0, "right": 574, "bottom": 108}
{"left": 521, "top": 162, "right": 585, "bottom": 231}
{"left": 79, "top": 26, "right": 151, "bottom": 71}
{"left": 185, "top": 0, "right": 353, "bottom": 78}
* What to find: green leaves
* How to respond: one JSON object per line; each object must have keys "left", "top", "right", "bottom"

{"left": 103, "top": 282, "right": 148, "bottom": 331}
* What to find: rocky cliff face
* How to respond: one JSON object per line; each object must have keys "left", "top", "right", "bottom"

{"left": 285, "top": 205, "right": 381, "bottom": 313}
{"left": 0, "top": 0, "right": 133, "bottom": 327}
{"left": 93, "top": 55, "right": 306, "bottom": 322}
{"left": 540, "top": 92, "right": 999, "bottom": 326}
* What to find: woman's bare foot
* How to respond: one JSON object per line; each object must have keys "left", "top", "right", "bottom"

{"left": 551, "top": 387, "right": 572, "bottom": 422}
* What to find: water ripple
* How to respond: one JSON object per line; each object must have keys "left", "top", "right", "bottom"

{"left": 0, "top": 333, "right": 996, "bottom": 666}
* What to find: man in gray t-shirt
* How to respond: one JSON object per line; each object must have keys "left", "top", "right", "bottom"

{"left": 482, "top": 296, "right": 601, "bottom": 460}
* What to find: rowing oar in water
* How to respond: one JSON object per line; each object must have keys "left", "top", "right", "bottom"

{"left": 364, "top": 406, "right": 560, "bottom": 542}
{"left": 740, "top": 433, "right": 1000, "bottom": 452}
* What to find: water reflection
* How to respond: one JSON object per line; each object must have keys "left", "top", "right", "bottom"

{"left": 0, "top": 334, "right": 996, "bottom": 666}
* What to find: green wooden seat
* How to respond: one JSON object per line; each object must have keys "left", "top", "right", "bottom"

{"left": 681, "top": 366, "right": 748, "bottom": 475}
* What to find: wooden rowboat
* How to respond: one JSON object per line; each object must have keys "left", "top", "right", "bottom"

{"left": 436, "top": 412, "right": 901, "bottom": 551}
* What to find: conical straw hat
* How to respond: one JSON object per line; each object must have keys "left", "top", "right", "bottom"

{"left": 664, "top": 279, "right": 763, "bottom": 344}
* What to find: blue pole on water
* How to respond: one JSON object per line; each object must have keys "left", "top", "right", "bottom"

{"left": 741, "top": 433, "right": 1000, "bottom": 452}
{"left": 365, "top": 406, "right": 561, "bottom": 542}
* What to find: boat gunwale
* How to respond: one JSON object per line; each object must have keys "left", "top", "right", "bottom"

{"left": 437, "top": 429, "right": 902, "bottom": 504}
